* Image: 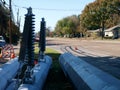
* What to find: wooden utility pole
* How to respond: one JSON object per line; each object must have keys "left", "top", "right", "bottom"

{"left": 17, "top": 9, "right": 21, "bottom": 30}
{"left": 9, "top": 0, "right": 12, "bottom": 44}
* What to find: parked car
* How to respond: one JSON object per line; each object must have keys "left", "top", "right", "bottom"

{"left": 0, "top": 36, "right": 6, "bottom": 47}
{"left": 35, "top": 37, "right": 39, "bottom": 42}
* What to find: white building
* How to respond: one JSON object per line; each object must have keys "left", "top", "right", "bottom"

{"left": 104, "top": 25, "right": 120, "bottom": 39}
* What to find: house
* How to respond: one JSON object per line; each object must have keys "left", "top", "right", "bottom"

{"left": 104, "top": 25, "right": 120, "bottom": 39}
{"left": 87, "top": 29, "right": 102, "bottom": 38}
{"left": 87, "top": 25, "right": 120, "bottom": 39}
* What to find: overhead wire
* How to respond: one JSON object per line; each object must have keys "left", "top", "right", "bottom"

{"left": 12, "top": 3, "right": 81, "bottom": 12}
{"left": 11, "top": 1, "right": 81, "bottom": 32}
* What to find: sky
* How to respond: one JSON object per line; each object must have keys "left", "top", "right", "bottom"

{"left": 6, "top": 0, "right": 95, "bottom": 32}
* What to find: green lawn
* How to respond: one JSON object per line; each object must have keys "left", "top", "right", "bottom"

{"left": 34, "top": 46, "right": 74, "bottom": 90}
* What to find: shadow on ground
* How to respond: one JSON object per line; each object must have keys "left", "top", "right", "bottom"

{"left": 43, "top": 53, "right": 75, "bottom": 90}
{"left": 79, "top": 56, "right": 120, "bottom": 79}
{"left": 0, "top": 59, "right": 9, "bottom": 64}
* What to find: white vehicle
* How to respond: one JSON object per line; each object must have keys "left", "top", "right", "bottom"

{"left": 0, "top": 36, "right": 6, "bottom": 47}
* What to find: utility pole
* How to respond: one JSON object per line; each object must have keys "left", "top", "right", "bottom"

{"left": 101, "top": 20, "right": 104, "bottom": 40}
{"left": 17, "top": 9, "right": 21, "bottom": 31}
{"left": 9, "top": 0, "right": 12, "bottom": 44}
{"left": 17, "top": 9, "right": 19, "bottom": 25}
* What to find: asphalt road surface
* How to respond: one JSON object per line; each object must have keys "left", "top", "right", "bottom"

{"left": 46, "top": 37, "right": 120, "bottom": 79}
{"left": 1, "top": 37, "right": 120, "bottom": 79}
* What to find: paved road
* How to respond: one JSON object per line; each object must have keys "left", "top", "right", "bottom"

{"left": 1, "top": 38, "right": 120, "bottom": 79}
{"left": 46, "top": 37, "right": 120, "bottom": 79}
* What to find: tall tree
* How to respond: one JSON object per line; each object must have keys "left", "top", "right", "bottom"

{"left": 54, "top": 15, "right": 80, "bottom": 37}
{"left": 0, "top": 5, "right": 9, "bottom": 35}
{"left": 80, "top": 0, "right": 120, "bottom": 31}
{"left": 0, "top": 4, "right": 20, "bottom": 44}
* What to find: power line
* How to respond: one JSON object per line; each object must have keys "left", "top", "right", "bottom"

{"left": 12, "top": 4, "right": 81, "bottom": 12}
{"left": 34, "top": 8, "right": 81, "bottom": 12}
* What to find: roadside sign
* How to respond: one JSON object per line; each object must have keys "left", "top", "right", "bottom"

{"left": 1, "top": 44, "right": 15, "bottom": 59}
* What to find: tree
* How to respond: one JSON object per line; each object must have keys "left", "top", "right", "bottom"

{"left": 46, "top": 27, "right": 51, "bottom": 37}
{"left": 54, "top": 15, "right": 80, "bottom": 37}
{"left": 54, "top": 0, "right": 120, "bottom": 38}
{"left": 0, "top": 5, "right": 9, "bottom": 35}
{"left": 0, "top": 4, "right": 20, "bottom": 44}
{"left": 80, "top": 0, "right": 120, "bottom": 38}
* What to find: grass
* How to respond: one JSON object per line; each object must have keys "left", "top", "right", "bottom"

{"left": 34, "top": 46, "right": 74, "bottom": 90}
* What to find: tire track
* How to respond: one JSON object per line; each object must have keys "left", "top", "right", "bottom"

{"left": 60, "top": 45, "right": 120, "bottom": 79}
{"left": 60, "top": 45, "right": 100, "bottom": 57}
